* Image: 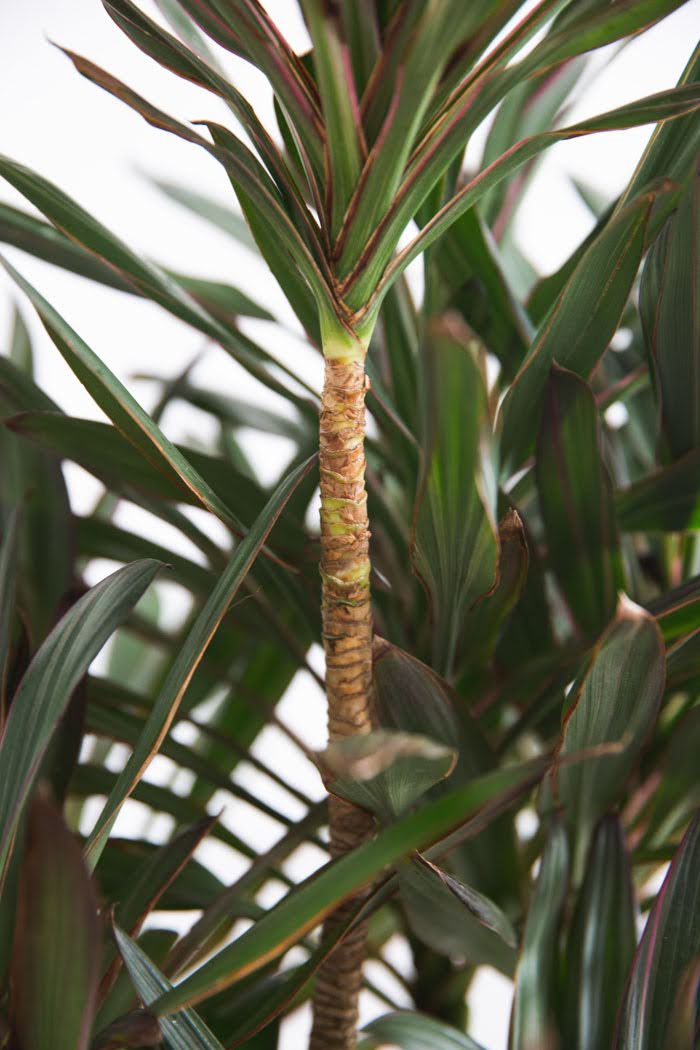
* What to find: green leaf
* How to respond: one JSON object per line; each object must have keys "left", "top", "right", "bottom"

{"left": 616, "top": 449, "right": 700, "bottom": 531}
{"left": 0, "top": 559, "right": 160, "bottom": 881}
{"left": 0, "top": 202, "right": 135, "bottom": 292}
{"left": 480, "top": 58, "right": 586, "bottom": 230}
{"left": 646, "top": 574, "right": 700, "bottom": 641}
{"left": 620, "top": 40, "right": 700, "bottom": 205}
{"left": 174, "top": 0, "right": 325, "bottom": 184}
{"left": 92, "top": 1009, "right": 162, "bottom": 1050}
{"left": 432, "top": 208, "right": 532, "bottom": 379}
{"left": 642, "top": 705, "right": 700, "bottom": 848}
{"left": 58, "top": 46, "right": 334, "bottom": 320}
{"left": 509, "top": 819, "right": 569, "bottom": 1050}
{"left": 499, "top": 184, "right": 677, "bottom": 472}
{"left": 146, "top": 174, "right": 256, "bottom": 250}
{"left": 372, "top": 638, "right": 520, "bottom": 907}
{"left": 536, "top": 366, "right": 621, "bottom": 635}
{"left": 615, "top": 810, "right": 700, "bottom": 1048}
{"left": 0, "top": 506, "right": 20, "bottom": 710}
{"left": 640, "top": 167, "right": 700, "bottom": 457}
{"left": 463, "top": 508, "right": 529, "bottom": 663}
{"left": 322, "top": 730, "right": 457, "bottom": 824}
{"left": 0, "top": 260, "right": 270, "bottom": 542}
{"left": 360, "top": 1010, "right": 485, "bottom": 1050}
{"left": 152, "top": 757, "right": 547, "bottom": 1014}
{"left": 336, "top": 1, "right": 487, "bottom": 278}
{"left": 0, "top": 360, "right": 72, "bottom": 645}
{"left": 11, "top": 794, "right": 100, "bottom": 1050}
{"left": 351, "top": 82, "right": 697, "bottom": 310}
{"left": 564, "top": 815, "right": 636, "bottom": 1050}
{"left": 114, "top": 925, "right": 226, "bottom": 1050}
{"left": 549, "top": 597, "right": 665, "bottom": 879}
{"left": 301, "top": 0, "right": 363, "bottom": 235}
{"left": 412, "top": 316, "right": 498, "bottom": 675}
{"left": 115, "top": 815, "right": 218, "bottom": 936}
{"left": 83, "top": 455, "right": 314, "bottom": 867}
{"left": 398, "top": 853, "right": 517, "bottom": 973}
{"left": 162, "top": 270, "right": 274, "bottom": 322}
{"left": 5, "top": 412, "right": 299, "bottom": 552}
{"left": 8, "top": 305, "right": 33, "bottom": 372}
{"left": 94, "top": 835, "right": 226, "bottom": 915}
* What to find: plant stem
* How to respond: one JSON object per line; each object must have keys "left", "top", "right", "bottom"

{"left": 310, "top": 322, "right": 375, "bottom": 1050}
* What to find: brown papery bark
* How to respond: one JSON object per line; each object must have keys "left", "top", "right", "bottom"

{"left": 309, "top": 347, "right": 375, "bottom": 1050}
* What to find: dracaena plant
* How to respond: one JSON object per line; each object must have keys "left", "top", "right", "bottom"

{"left": 1, "top": 1, "right": 700, "bottom": 1048}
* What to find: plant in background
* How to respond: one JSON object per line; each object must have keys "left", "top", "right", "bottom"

{"left": 1, "top": 1, "right": 700, "bottom": 1048}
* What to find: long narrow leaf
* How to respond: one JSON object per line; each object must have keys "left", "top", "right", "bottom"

{"left": 0, "top": 559, "right": 160, "bottom": 882}
{"left": 83, "top": 455, "right": 314, "bottom": 866}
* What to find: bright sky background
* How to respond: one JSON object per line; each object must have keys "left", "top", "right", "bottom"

{"left": 1, "top": 2, "right": 699, "bottom": 1046}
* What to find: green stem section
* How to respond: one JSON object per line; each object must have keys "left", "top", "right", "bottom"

{"left": 310, "top": 324, "right": 375, "bottom": 1050}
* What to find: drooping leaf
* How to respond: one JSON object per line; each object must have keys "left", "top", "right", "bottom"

{"left": 536, "top": 366, "right": 621, "bottom": 635}
{"left": 615, "top": 810, "right": 700, "bottom": 1048}
{"left": 548, "top": 597, "right": 665, "bottom": 879}
{"left": 372, "top": 638, "right": 520, "bottom": 906}
{"left": 398, "top": 853, "right": 517, "bottom": 974}
{"left": 83, "top": 456, "right": 313, "bottom": 867}
{"left": 322, "top": 730, "right": 457, "bottom": 824}
{"left": 12, "top": 794, "right": 100, "bottom": 1050}
{"left": 564, "top": 814, "right": 637, "bottom": 1050}
{"left": 152, "top": 757, "right": 547, "bottom": 1014}
{"left": 0, "top": 559, "right": 160, "bottom": 881}
{"left": 4, "top": 411, "right": 303, "bottom": 554}
{"left": 0, "top": 258, "right": 258, "bottom": 535}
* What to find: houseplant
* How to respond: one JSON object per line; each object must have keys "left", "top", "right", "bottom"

{"left": 0, "top": 1, "right": 699, "bottom": 1047}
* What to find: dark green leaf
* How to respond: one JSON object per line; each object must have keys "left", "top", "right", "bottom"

{"left": 615, "top": 810, "right": 700, "bottom": 1048}
{"left": 616, "top": 449, "right": 700, "bottom": 531}
{"left": 398, "top": 853, "right": 517, "bottom": 973}
{"left": 153, "top": 758, "right": 547, "bottom": 1014}
{"left": 640, "top": 167, "right": 700, "bottom": 457}
{"left": 360, "top": 1010, "right": 485, "bottom": 1050}
{"left": 549, "top": 597, "right": 665, "bottom": 879}
{"left": 12, "top": 794, "right": 100, "bottom": 1050}
{"left": 83, "top": 456, "right": 313, "bottom": 866}
{"left": 642, "top": 705, "right": 700, "bottom": 848}
{"left": 114, "top": 925, "right": 226, "bottom": 1050}
{"left": 500, "top": 184, "right": 677, "bottom": 472}
{"left": 564, "top": 815, "right": 636, "bottom": 1050}
{"left": 322, "top": 730, "right": 456, "bottom": 824}
{"left": 92, "top": 1009, "right": 162, "bottom": 1050}
{"left": 536, "top": 366, "right": 621, "bottom": 634}
{"left": 509, "top": 819, "right": 569, "bottom": 1050}
{"left": 0, "top": 559, "right": 160, "bottom": 880}
{"left": 412, "top": 315, "right": 498, "bottom": 675}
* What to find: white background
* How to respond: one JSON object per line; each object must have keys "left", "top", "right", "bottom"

{"left": 1, "top": 2, "right": 699, "bottom": 1046}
